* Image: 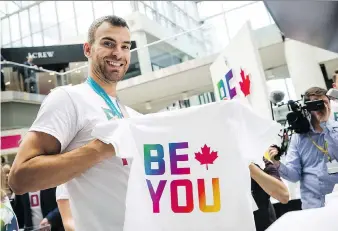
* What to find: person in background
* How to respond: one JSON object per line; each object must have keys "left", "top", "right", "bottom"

{"left": 1, "top": 164, "right": 13, "bottom": 199}
{"left": 1, "top": 55, "right": 6, "bottom": 91}
{"left": 249, "top": 157, "right": 289, "bottom": 231}
{"left": 56, "top": 184, "right": 74, "bottom": 231}
{"left": 13, "top": 188, "right": 64, "bottom": 231}
{"left": 269, "top": 87, "right": 338, "bottom": 209}
{"left": 1, "top": 166, "right": 19, "bottom": 231}
{"left": 331, "top": 69, "right": 338, "bottom": 122}
{"left": 332, "top": 69, "right": 338, "bottom": 89}
{"left": 23, "top": 55, "right": 38, "bottom": 93}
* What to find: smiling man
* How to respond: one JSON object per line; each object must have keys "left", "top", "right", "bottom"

{"left": 9, "top": 16, "right": 142, "bottom": 230}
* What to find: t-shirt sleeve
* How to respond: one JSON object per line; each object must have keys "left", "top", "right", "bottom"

{"left": 229, "top": 100, "right": 282, "bottom": 165}
{"left": 29, "top": 87, "right": 79, "bottom": 152}
{"left": 91, "top": 119, "right": 137, "bottom": 158}
{"left": 56, "top": 184, "right": 69, "bottom": 201}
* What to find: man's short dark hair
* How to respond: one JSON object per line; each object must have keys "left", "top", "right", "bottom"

{"left": 304, "top": 87, "right": 327, "bottom": 102}
{"left": 88, "top": 15, "right": 129, "bottom": 45}
{"left": 333, "top": 69, "right": 338, "bottom": 83}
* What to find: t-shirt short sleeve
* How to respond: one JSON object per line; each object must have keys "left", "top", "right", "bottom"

{"left": 228, "top": 100, "right": 281, "bottom": 165}
{"left": 29, "top": 87, "right": 79, "bottom": 152}
{"left": 56, "top": 184, "right": 69, "bottom": 201}
{"left": 92, "top": 119, "right": 137, "bottom": 158}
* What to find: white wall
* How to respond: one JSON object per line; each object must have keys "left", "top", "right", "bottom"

{"left": 285, "top": 39, "right": 328, "bottom": 98}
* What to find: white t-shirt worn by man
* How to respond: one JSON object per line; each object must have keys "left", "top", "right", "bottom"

{"left": 29, "top": 83, "right": 141, "bottom": 231}
{"left": 56, "top": 184, "right": 69, "bottom": 202}
{"left": 28, "top": 191, "right": 43, "bottom": 228}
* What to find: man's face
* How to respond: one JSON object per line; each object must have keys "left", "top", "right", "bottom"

{"left": 27, "top": 57, "right": 33, "bottom": 63}
{"left": 309, "top": 95, "right": 331, "bottom": 118}
{"left": 85, "top": 22, "right": 131, "bottom": 82}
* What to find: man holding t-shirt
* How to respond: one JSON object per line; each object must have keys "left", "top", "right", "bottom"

{"left": 9, "top": 16, "right": 141, "bottom": 231}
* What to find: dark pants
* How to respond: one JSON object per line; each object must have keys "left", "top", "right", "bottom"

{"left": 1, "top": 71, "right": 5, "bottom": 91}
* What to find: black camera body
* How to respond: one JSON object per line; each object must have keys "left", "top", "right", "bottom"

{"left": 286, "top": 99, "right": 325, "bottom": 134}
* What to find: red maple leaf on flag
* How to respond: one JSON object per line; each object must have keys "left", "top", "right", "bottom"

{"left": 195, "top": 144, "right": 218, "bottom": 170}
{"left": 239, "top": 68, "right": 251, "bottom": 96}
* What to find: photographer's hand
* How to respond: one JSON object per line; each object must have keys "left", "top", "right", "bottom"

{"left": 313, "top": 102, "right": 331, "bottom": 123}
{"left": 268, "top": 146, "right": 280, "bottom": 167}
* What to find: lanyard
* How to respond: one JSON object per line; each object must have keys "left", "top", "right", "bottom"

{"left": 86, "top": 77, "right": 123, "bottom": 119}
{"left": 307, "top": 134, "right": 331, "bottom": 162}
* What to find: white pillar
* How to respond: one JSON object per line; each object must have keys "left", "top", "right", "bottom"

{"left": 285, "top": 39, "right": 327, "bottom": 98}
{"left": 132, "top": 31, "right": 153, "bottom": 75}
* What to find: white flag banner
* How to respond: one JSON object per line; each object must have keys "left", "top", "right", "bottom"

{"left": 92, "top": 100, "right": 281, "bottom": 231}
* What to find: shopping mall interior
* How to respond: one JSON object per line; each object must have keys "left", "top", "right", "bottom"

{"left": 1, "top": 1, "right": 338, "bottom": 230}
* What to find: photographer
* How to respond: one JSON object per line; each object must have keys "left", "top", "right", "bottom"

{"left": 269, "top": 87, "right": 338, "bottom": 209}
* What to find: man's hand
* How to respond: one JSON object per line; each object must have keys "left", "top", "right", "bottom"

{"left": 40, "top": 218, "right": 50, "bottom": 227}
{"left": 87, "top": 139, "right": 115, "bottom": 161}
{"left": 268, "top": 146, "right": 280, "bottom": 167}
{"left": 313, "top": 103, "right": 331, "bottom": 123}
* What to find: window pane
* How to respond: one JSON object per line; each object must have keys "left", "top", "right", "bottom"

{"left": 10, "top": 14, "right": 20, "bottom": 41}
{"left": 93, "top": 1, "right": 113, "bottom": 19}
{"left": 40, "top": 1, "right": 57, "bottom": 29}
{"left": 30, "top": 5, "right": 41, "bottom": 33}
{"left": 74, "top": 1, "right": 93, "bottom": 18}
{"left": 60, "top": 19, "right": 77, "bottom": 42}
{"left": 0, "top": 1, "right": 6, "bottom": 14}
{"left": 145, "top": 6, "right": 154, "bottom": 20}
{"left": 138, "top": 2, "right": 146, "bottom": 14}
{"left": 43, "top": 26, "right": 59, "bottom": 46}
{"left": 222, "top": 1, "right": 254, "bottom": 11}
{"left": 57, "top": 1, "right": 75, "bottom": 22}
{"left": 75, "top": 1, "right": 93, "bottom": 35}
{"left": 12, "top": 39, "right": 22, "bottom": 48}
{"left": 172, "top": 1, "right": 185, "bottom": 10}
{"left": 76, "top": 15, "right": 93, "bottom": 35}
{"left": 197, "top": 2, "right": 223, "bottom": 19}
{"left": 113, "top": 1, "right": 132, "bottom": 17}
{"left": 22, "top": 36, "right": 32, "bottom": 47}
{"left": 225, "top": 2, "right": 271, "bottom": 38}
{"left": 20, "top": 10, "right": 31, "bottom": 37}
{"left": 1, "top": 18, "right": 11, "bottom": 45}
{"left": 32, "top": 32, "right": 43, "bottom": 46}
{"left": 6, "top": 1, "right": 20, "bottom": 14}
{"left": 21, "top": 1, "right": 36, "bottom": 7}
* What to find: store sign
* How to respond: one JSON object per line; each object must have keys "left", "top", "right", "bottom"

{"left": 1, "top": 42, "right": 137, "bottom": 65}
{"left": 28, "top": 51, "right": 55, "bottom": 59}
{"left": 0, "top": 135, "right": 21, "bottom": 150}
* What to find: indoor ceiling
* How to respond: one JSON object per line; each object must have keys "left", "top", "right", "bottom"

{"left": 0, "top": 1, "right": 42, "bottom": 19}
{"left": 264, "top": 1, "right": 338, "bottom": 53}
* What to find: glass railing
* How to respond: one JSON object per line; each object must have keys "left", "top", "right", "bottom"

{"left": 1, "top": 5, "right": 275, "bottom": 96}
{"left": 0, "top": 22, "right": 215, "bottom": 95}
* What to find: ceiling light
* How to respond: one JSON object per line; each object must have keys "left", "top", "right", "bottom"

{"left": 49, "top": 72, "right": 55, "bottom": 75}
{"left": 48, "top": 80, "right": 52, "bottom": 83}
{"left": 5, "top": 81, "right": 10, "bottom": 85}
{"left": 145, "top": 102, "right": 152, "bottom": 110}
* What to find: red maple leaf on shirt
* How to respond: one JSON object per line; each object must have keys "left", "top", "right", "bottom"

{"left": 239, "top": 68, "right": 251, "bottom": 96}
{"left": 195, "top": 144, "right": 218, "bottom": 170}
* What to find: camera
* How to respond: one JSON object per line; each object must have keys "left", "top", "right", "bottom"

{"left": 286, "top": 99, "right": 325, "bottom": 134}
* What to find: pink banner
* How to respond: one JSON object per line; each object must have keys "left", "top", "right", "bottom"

{"left": 1, "top": 135, "right": 21, "bottom": 150}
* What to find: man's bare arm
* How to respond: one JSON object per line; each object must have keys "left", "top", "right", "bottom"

{"left": 9, "top": 131, "right": 114, "bottom": 194}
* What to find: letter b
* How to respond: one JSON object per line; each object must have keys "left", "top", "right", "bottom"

{"left": 144, "top": 144, "right": 165, "bottom": 175}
